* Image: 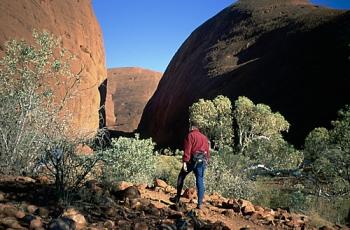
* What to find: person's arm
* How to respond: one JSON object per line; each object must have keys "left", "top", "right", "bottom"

{"left": 183, "top": 133, "right": 192, "bottom": 162}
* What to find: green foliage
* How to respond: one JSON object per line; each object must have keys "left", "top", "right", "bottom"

{"left": 189, "top": 95, "right": 234, "bottom": 150}
{"left": 155, "top": 155, "right": 182, "bottom": 186}
{"left": 41, "top": 137, "right": 101, "bottom": 201}
{"left": 0, "top": 30, "right": 79, "bottom": 175}
{"left": 304, "top": 127, "right": 330, "bottom": 161}
{"left": 304, "top": 105, "right": 350, "bottom": 197}
{"left": 246, "top": 136, "right": 303, "bottom": 170}
{"left": 234, "top": 96, "right": 290, "bottom": 153}
{"left": 99, "top": 134, "right": 157, "bottom": 185}
{"left": 205, "top": 154, "right": 255, "bottom": 199}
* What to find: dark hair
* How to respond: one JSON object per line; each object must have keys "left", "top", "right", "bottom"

{"left": 190, "top": 120, "right": 199, "bottom": 128}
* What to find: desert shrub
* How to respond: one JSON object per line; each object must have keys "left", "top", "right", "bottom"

{"left": 234, "top": 96, "right": 290, "bottom": 154}
{"left": 99, "top": 134, "right": 157, "bottom": 185}
{"left": 303, "top": 105, "right": 350, "bottom": 197}
{"left": 0, "top": 30, "right": 80, "bottom": 175}
{"left": 40, "top": 136, "right": 102, "bottom": 201}
{"left": 155, "top": 155, "right": 182, "bottom": 186}
{"left": 205, "top": 154, "right": 255, "bottom": 199}
{"left": 189, "top": 95, "right": 234, "bottom": 150}
{"left": 245, "top": 135, "right": 303, "bottom": 170}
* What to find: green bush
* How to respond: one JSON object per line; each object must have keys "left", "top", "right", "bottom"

{"left": 41, "top": 137, "right": 101, "bottom": 201}
{"left": 205, "top": 154, "right": 255, "bottom": 199}
{"left": 0, "top": 30, "right": 80, "bottom": 175}
{"left": 155, "top": 155, "right": 182, "bottom": 186}
{"left": 245, "top": 135, "right": 303, "bottom": 170}
{"left": 99, "top": 134, "right": 157, "bottom": 185}
{"left": 189, "top": 95, "right": 234, "bottom": 150}
{"left": 303, "top": 105, "right": 350, "bottom": 197}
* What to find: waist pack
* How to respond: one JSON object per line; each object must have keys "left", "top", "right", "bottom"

{"left": 191, "top": 151, "right": 207, "bottom": 164}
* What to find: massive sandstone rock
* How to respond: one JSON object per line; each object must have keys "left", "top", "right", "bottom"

{"left": 139, "top": 0, "right": 350, "bottom": 147}
{"left": 0, "top": 0, "right": 106, "bottom": 135}
{"left": 105, "top": 67, "right": 162, "bottom": 133}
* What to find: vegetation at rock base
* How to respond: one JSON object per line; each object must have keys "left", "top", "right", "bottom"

{"left": 189, "top": 95, "right": 233, "bottom": 151}
{"left": 98, "top": 134, "right": 157, "bottom": 186}
{"left": 186, "top": 95, "right": 349, "bottom": 224}
{"left": 0, "top": 31, "right": 104, "bottom": 201}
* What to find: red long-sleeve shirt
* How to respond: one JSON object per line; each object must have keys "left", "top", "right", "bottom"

{"left": 183, "top": 128, "right": 210, "bottom": 163}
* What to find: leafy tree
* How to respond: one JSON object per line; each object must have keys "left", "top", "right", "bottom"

{"left": 304, "top": 105, "right": 350, "bottom": 197}
{"left": 304, "top": 127, "right": 330, "bottom": 161}
{"left": 0, "top": 30, "right": 81, "bottom": 175}
{"left": 246, "top": 136, "right": 303, "bottom": 170}
{"left": 234, "top": 96, "right": 290, "bottom": 154}
{"left": 99, "top": 134, "right": 157, "bottom": 185}
{"left": 189, "top": 95, "right": 234, "bottom": 150}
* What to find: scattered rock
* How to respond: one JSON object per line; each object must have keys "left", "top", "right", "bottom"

{"left": 62, "top": 208, "right": 86, "bottom": 230}
{"left": 27, "top": 205, "right": 38, "bottom": 214}
{"left": 223, "top": 209, "right": 235, "bottom": 218}
{"left": 183, "top": 188, "right": 197, "bottom": 200}
{"left": 238, "top": 199, "right": 255, "bottom": 215}
{"left": 111, "top": 186, "right": 141, "bottom": 200}
{"left": 222, "top": 199, "right": 240, "bottom": 213}
{"left": 15, "top": 176, "right": 36, "bottom": 183}
{"left": 117, "top": 219, "right": 129, "bottom": 226}
{"left": 0, "top": 191, "right": 5, "bottom": 201}
{"left": 38, "top": 207, "right": 49, "bottom": 218}
{"left": 116, "top": 181, "right": 133, "bottom": 191}
{"left": 103, "top": 220, "right": 115, "bottom": 229}
{"left": 30, "top": 218, "right": 43, "bottom": 229}
{"left": 164, "top": 185, "right": 176, "bottom": 194}
{"left": 75, "top": 143, "right": 93, "bottom": 155}
{"left": 137, "top": 183, "right": 148, "bottom": 190}
{"left": 3, "top": 205, "right": 18, "bottom": 217}
{"left": 48, "top": 217, "right": 75, "bottom": 230}
{"left": 154, "top": 179, "right": 168, "bottom": 188}
{"left": 0, "top": 216, "right": 24, "bottom": 229}
{"left": 15, "top": 210, "right": 26, "bottom": 219}
{"left": 134, "top": 222, "right": 149, "bottom": 230}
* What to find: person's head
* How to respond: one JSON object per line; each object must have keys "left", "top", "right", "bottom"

{"left": 189, "top": 120, "right": 199, "bottom": 131}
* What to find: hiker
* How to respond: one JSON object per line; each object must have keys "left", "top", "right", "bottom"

{"left": 170, "top": 121, "right": 210, "bottom": 209}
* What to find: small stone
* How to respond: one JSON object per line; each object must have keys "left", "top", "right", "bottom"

{"left": 0, "top": 216, "right": 23, "bottom": 229}
{"left": 154, "top": 179, "right": 168, "bottom": 188}
{"left": 137, "top": 183, "right": 148, "bottom": 190}
{"left": 165, "top": 185, "right": 176, "bottom": 193}
{"left": 0, "top": 192, "right": 5, "bottom": 201}
{"left": 30, "top": 218, "right": 43, "bottom": 229}
{"left": 130, "top": 199, "right": 142, "bottom": 210}
{"left": 15, "top": 176, "right": 36, "bottom": 183}
{"left": 223, "top": 209, "right": 235, "bottom": 218}
{"left": 62, "top": 208, "right": 86, "bottom": 230}
{"left": 118, "top": 220, "right": 129, "bottom": 226}
{"left": 38, "top": 207, "right": 49, "bottom": 218}
{"left": 48, "top": 217, "right": 75, "bottom": 230}
{"left": 183, "top": 188, "right": 197, "bottom": 200}
{"left": 15, "top": 210, "right": 26, "bottom": 219}
{"left": 104, "top": 220, "right": 115, "bottom": 229}
{"left": 134, "top": 222, "right": 148, "bottom": 230}
{"left": 117, "top": 181, "right": 133, "bottom": 191}
{"left": 3, "top": 205, "right": 18, "bottom": 217}
{"left": 254, "top": 205, "right": 264, "bottom": 212}
{"left": 22, "top": 214, "right": 36, "bottom": 224}
{"left": 27, "top": 205, "right": 38, "bottom": 214}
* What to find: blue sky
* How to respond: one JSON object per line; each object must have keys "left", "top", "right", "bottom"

{"left": 92, "top": 0, "right": 350, "bottom": 72}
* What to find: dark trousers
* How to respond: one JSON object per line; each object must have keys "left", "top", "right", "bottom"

{"left": 176, "top": 161, "right": 206, "bottom": 206}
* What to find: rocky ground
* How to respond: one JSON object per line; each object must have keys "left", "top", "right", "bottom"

{"left": 0, "top": 176, "right": 347, "bottom": 230}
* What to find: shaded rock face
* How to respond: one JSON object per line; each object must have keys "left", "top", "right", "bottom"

{"left": 106, "top": 67, "right": 162, "bottom": 133}
{"left": 0, "top": 0, "right": 106, "bottom": 135}
{"left": 139, "top": 0, "right": 350, "bottom": 147}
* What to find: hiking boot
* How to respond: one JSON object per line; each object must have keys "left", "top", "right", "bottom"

{"left": 170, "top": 195, "right": 180, "bottom": 204}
